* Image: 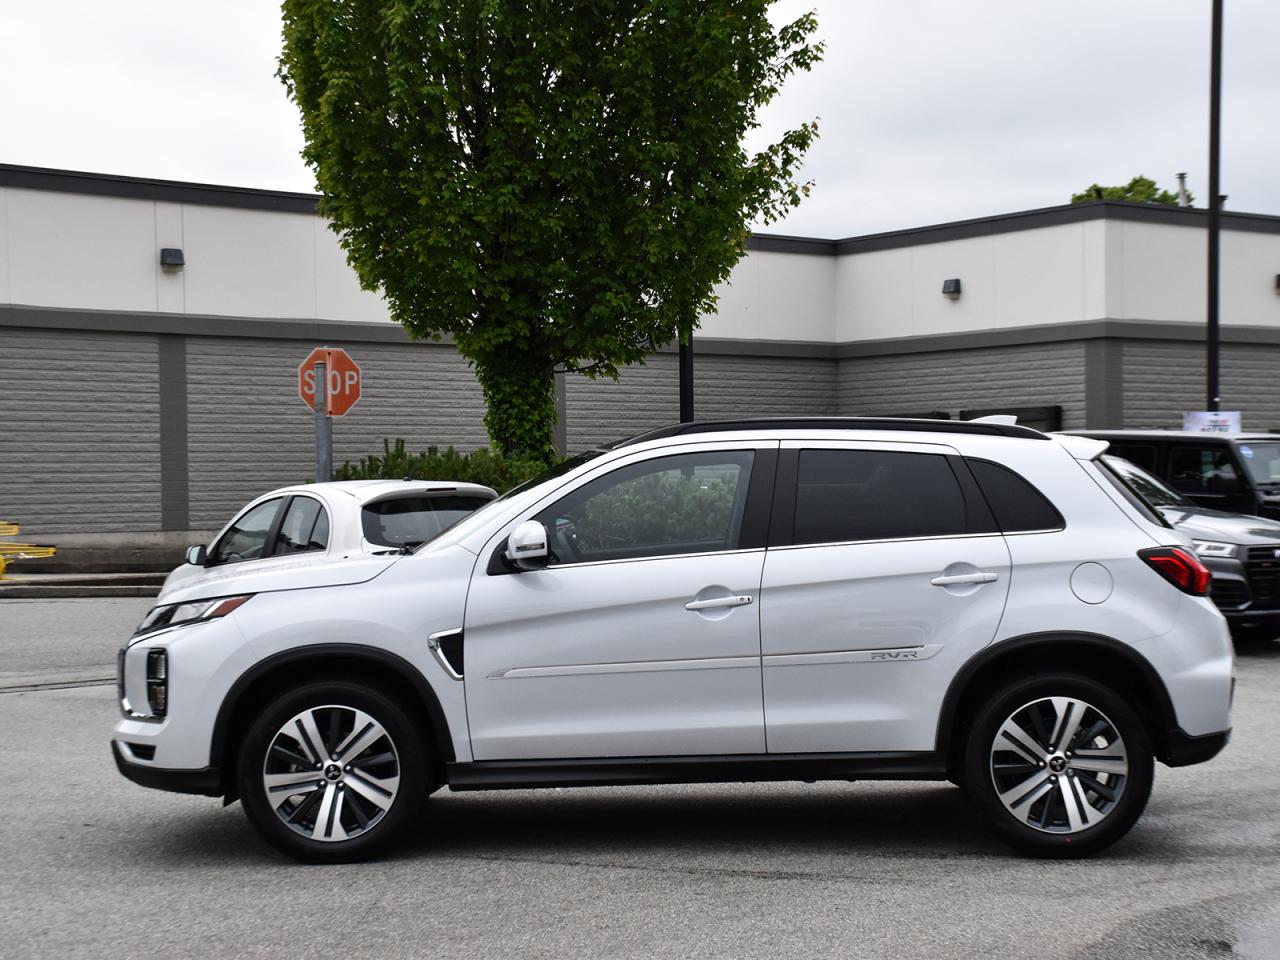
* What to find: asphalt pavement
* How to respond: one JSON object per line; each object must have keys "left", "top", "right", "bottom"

{"left": 2, "top": 598, "right": 1278, "bottom": 960}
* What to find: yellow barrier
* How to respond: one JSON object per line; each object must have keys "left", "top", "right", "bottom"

{"left": 0, "top": 522, "right": 56, "bottom": 579}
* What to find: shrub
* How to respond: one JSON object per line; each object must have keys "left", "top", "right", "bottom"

{"left": 333, "top": 439, "right": 547, "bottom": 494}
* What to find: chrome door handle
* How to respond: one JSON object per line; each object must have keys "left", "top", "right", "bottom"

{"left": 685, "top": 595, "right": 754, "bottom": 611}
{"left": 930, "top": 572, "right": 998, "bottom": 586}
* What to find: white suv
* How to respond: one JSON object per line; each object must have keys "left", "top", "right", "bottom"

{"left": 113, "top": 419, "right": 1234, "bottom": 862}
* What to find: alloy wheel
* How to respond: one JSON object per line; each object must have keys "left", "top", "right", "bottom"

{"left": 989, "top": 696, "right": 1129, "bottom": 834}
{"left": 261, "top": 704, "right": 401, "bottom": 842}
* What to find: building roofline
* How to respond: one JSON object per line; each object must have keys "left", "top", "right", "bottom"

{"left": 5, "top": 162, "right": 1280, "bottom": 253}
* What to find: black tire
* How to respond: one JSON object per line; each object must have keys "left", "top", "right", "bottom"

{"left": 962, "top": 672, "right": 1154, "bottom": 858}
{"left": 237, "top": 680, "right": 429, "bottom": 863}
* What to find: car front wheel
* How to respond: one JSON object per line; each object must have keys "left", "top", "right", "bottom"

{"left": 963, "top": 673, "right": 1154, "bottom": 858}
{"left": 237, "top": 680, "right": 428, "bottom": 863}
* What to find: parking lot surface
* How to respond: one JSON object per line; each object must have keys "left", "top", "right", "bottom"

{"left": 2, "top": 598, "right": 1278, "bottom": 960}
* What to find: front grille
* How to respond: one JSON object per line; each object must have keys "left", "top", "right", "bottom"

{"left": 1210, "top": 577, "right": 1249, "bottom": 610}
{"left": 1245, "top": 545, "right": 1280, "bottom": 609}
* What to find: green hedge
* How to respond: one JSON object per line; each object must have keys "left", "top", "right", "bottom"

{"left": 333, "top": 439, "right": 546, "bottom": 494}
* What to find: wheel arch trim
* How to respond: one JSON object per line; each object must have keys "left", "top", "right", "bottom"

{"left": 935, "top": 631, "right": 1179, "bottom": 761}
{"left": 209, "top": 643, "right": 455, "bottom": 791}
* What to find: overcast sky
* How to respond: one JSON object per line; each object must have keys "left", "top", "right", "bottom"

{"left": 3, "top": 1, "right": 1277, "bottom": 239}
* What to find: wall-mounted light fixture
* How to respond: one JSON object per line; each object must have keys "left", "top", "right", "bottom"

{"left": 941, "top": 278, "right": 961, "bottom": 300}
{"left": 159, "top": 248, "right": 185, "bottom": 269}
{"left": 1274, "top": 273, "right": 1280, "bottom": 294}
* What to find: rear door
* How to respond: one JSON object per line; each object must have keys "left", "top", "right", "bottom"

{"left": 760, "top": 441, "right": 1011, "bottom": 754}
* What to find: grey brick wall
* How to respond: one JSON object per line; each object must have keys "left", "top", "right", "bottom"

{"left": 563, "top": 352, "right": 838, "bottom": 451}
{"left": 0, "top": 327, "right": 162, "bottom": 533}
{"left": 564, "top": 354, "right": 680, "bottom": 450}
{"left": 693, "top": 354, "right": 838, "bottom": 421}
{"left": 186, "top": 336, "right": 488, "bottom": 528}
{"left": 836, "top": 342, "right": 1088, "bottom": 427}
{"left": 1121, "top": 339, "right": 1280, "bottom": 431}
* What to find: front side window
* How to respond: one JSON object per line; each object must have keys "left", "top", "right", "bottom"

{"left": 793, "top": 450, "right": 967, "bottom": 546}
{"left": 535, "top": 451, "right": 755, "bottom": 564}
{"left": 274, "top": 496, "right": 329, "bottom": 555}
{"left": 1169, "top": 445, "right": 1242, "bottom": 494}
{"left": 209, "top": 498, "right": 283, "bottom": 565}
{"left": 363, "top": 495, "right": 494, "bottom": 548}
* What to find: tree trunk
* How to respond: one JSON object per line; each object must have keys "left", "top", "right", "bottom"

{"left": 475, "top": 354, "right": 558, "bottom": 463}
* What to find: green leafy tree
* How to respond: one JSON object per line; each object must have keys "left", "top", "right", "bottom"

{"left": 279, "top": 1, "right": 824, "bottom": 461}
{"left": 1071, "top": 175, "right": 1190, "bottom": 206}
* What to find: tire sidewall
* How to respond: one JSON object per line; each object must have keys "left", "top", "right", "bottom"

{"left": 963, "top": 672, "right": 1154, "bottom": 858}
{"left": 237, "top": 679, "right": 428, "bottom": 863}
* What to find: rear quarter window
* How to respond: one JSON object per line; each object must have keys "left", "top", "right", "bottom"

{"left": 965, "top": 459, "right": 1065, "bottom": 533}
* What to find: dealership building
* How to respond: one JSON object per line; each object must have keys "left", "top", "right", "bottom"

{"left": 3, "top": 163, "right": 1280, "bottom": 537}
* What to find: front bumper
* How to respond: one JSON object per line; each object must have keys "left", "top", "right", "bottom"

{"left": 112, "top": 740, "right": 222, "bottom": 796}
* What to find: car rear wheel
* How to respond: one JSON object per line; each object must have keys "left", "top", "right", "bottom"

{"left": 963, "top": 673, "right": 1153, "bottom": 858}
{"left": 237, "top": 680, "right": 428, "bottom": 863}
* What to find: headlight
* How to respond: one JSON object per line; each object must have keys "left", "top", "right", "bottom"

{"left": 1191, "top": 540, "right": 1238, "bottom": 558}
{"left": 134, "top": 595, "right": 252, "bottom": 638}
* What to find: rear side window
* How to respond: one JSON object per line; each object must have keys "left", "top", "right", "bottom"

{"left": 274, "top": 496, "right": 329, "bottom": 555}
{"left": 1108, "top": 442, "right": 1158, "bottom": 473}
{"left": 793, "top": 450, "right": 967, "bottom": 545}
{"left": 363, "top": 495, "right": 493, "bottom": 547}
{"left": 965, "top": 459, "right": 1065, "bottom": 533}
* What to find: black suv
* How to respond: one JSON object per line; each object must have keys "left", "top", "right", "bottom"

{"left": 1063, "top": 431, "right": 1280, "bottom": 521}
{"left": 1104, "top": 454, "right": 1280, "bottom": 641}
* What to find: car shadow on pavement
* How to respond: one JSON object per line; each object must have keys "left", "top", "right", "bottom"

{"left": 406, "top": 782, "right": 1005, "bottom": 862}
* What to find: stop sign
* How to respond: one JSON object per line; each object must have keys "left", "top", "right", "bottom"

{"left": 298, "top": 347, "right": 361, "bottom": 416}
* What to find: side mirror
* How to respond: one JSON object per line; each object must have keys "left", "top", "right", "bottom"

{"left": 505, "top": 520, "right": 549, "bottom": 571}
{"left": 186, "top": 545, "right": 207, "bottom": 566}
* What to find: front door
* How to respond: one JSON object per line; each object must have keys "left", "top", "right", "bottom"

{"left": 463, "top": 445, "right": 775, "bottom": 760}
{"left": 760, "top": 443, "right": 1011, "bottom": 754}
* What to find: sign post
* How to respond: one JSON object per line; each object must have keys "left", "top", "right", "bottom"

{"left": 299, "top": 347, "right": 362, "bottom": 483}
{"left": 313, "top": 358, "right": 331, "bottom": 482}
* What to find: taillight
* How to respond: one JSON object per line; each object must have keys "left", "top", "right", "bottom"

{"left": 1139, "top": 546, "right": 1212, "bottom": 596}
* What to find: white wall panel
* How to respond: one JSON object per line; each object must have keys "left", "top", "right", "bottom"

{"left": 313, "top": 219, "right": 392, "bottom": 323}
{"left": 5, "top": 188, "right": 157, "bottom": 311}
{"left": 182, "top": 206, "right": 316, "bottom": 319}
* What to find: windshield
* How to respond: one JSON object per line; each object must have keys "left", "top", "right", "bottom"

{"left": 1236, "top": 441, "right": 1280, "bottom": 486}
{"left": 1102, "top": 455, "right": 1188, "bottom": 509}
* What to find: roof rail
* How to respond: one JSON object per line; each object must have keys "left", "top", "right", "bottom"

{"left": 615, "top": 417, "right": 1049, "bottom": 447}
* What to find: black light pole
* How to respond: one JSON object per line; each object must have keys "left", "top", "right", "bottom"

{"left": 1206, "top": 0, "right": 1223, "bottom": 412}
{"left": 678, "top": 337, "right": 695, "bottom": 422}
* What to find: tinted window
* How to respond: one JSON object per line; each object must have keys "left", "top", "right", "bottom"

{"left": 274, "top": 497, "right": 329, "bottom": 555}
{"left": 1236, "top": 441, "right": 1280, "bottom": 486}
{"left": 1168, "top": 445, "right": 1242, "bottom": 494}
{"left": 209, "top": 498, "right": 282, "bottom": 565}
{"left": 363, "top": 495, "right": 493, "bottom": 547}
{"left": 793, "top": 450, "right": 966, "bottom": 545}
{"left": 966, "top": 459, "right": 1065, "bottom": 533}
{"left": 536, "top": 451, "right": 754, "bottom": 564}
{"left": 1108, "top": 442, "right": 1158, "bottom": 473}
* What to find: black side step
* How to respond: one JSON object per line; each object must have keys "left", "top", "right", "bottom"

{"left": 446, "top": 751, "right": 947, "bottom": 791}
